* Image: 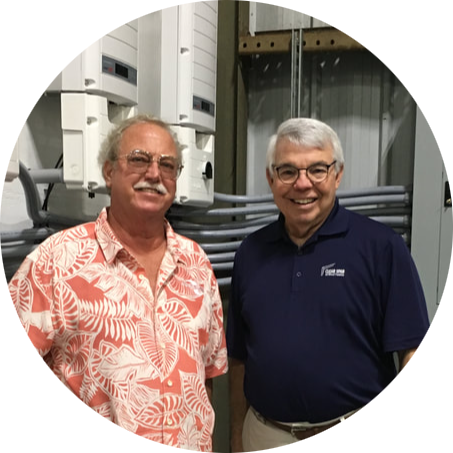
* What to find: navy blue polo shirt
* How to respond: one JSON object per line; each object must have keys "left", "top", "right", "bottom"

{"left": 226, "top": 199, "right": 429, "bottom": 423}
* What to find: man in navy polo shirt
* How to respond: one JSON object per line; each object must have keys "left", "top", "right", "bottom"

{"left": 226, "top": 118, "right": 430, "bottom": 451}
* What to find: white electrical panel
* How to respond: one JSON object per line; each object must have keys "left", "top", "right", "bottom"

{"left": 138, "top": 2, "right": 218, "bottom": 206}
{"left": 173, "top": 126, "right": 214, "bottom": 206}
{"left": 138, "top": 2, "right": 218, "bottom": 133}
{"left": 47, "top": 20, "right": 139, "bottom": 194}
{"left": 48, "top": 20, "right": 139, "bottom": 106}
{"left": 61, "top": 93, "right": 136, "bottom": 193}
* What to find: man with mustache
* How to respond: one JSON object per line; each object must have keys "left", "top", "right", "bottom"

{"left": 226, "top": 117, "right": 429, "bottom": 451}
{"left": 9, "top": 115, "right": 228, "bottom": 451}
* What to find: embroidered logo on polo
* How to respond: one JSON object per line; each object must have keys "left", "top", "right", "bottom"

{"left": 320, "top": 263, "right": 345, "bottom": 277}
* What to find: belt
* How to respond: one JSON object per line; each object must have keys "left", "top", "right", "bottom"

{"left": 251, "top": 407, "right": 357, "bottom": 441}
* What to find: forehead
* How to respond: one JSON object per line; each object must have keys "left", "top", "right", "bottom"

{"left": 275, "top": 138, "right": 333, "bottom": 163}
{"left": 120, "top": 123, "right": 177, "bottom": 156}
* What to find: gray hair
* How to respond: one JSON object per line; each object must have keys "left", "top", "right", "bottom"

{"left": 266, "top": 118, "right": 344, "bottom": 176}
{"left": 98, "top": 114, "right": 184, "bottom": 169}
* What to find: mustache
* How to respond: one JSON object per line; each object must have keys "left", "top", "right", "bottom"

{"left": 133, "top": 181, "right": 168, "bottom": 195}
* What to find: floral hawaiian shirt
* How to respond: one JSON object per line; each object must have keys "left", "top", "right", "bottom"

{"left": 9, "top": 208, "right": 228, "bottom": 451}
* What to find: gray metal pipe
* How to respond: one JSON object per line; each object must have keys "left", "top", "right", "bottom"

{"left": 1, "top": 243, "right": 38, "bottom": 259}
{"left": 199, "top": 241, "right": 243, "bottom": 253}
{"left": 170, "top": 203, "right": 279, "bottom": 218}
{"left": 212, "top": 262, "right": 234, "bottom": 272}
{"left": 339, "top": 194, "right": 410, "bottom": 208}
{"left": 173, "top": 193, "right": 410, "bottom": 219}
{"left": 213, "top": 186, "right": 409, "bottom": 205}
{"left": 216, "top": 277, "right": 232, "bottom": 288}
{"left": 7, "top": 165, "right": 413, "bottom": 292}
{"left": 19, "top": 161, "right": 85, "bottom": 227}
{"left": 214, "top": 192, "right": 274, "bottom": 204}
{"left": 18, "top": 161, "right": 47, "bottom": 225}
{"left": 337, "top": 185, "right": 408, "bottom": 198}
{"left": 207, "top": 252, "right": 237, "bottom": 263}
{"left": 175, "top": 225, "right": 263, "bottom": 240}
{"left": 29, "top": 168, "right": 64, "bottom": 184}
{"left": 369, "top": 216, "right": 410, "bottom": 228}
{"left": 170, "top": 215, "right": 279, "bottom": 231}
{"left": 1, "top": 228, "right": 55, "bottom": 243}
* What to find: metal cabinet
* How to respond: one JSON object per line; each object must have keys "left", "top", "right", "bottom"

{"left": 411, "top": 107, "right": 452, "bottom": 321}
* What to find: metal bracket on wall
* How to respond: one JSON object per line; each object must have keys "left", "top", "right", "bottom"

{"left": 238, "top": 28, "right": 364, "bottom": 56}
{"left": 444, "top": 181, "right": 451, "bottom": 208}
{"left": 291, "top": 29, "right": 303, "bottom": 118}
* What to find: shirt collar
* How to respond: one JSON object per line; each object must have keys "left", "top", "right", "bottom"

{"left": 164, "top": 216, "right": 185, "bottom": 263}
{"left": 269, "top": 198, "right": 349, "bottom": 246}
{"left": 95, "top": 207, "right": 184, "bottom": 264}
{"left": 95, "top": 208, "right": 123, "bottom": 263}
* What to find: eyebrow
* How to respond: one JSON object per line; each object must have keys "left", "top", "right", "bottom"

{"left": 276, "top": 160, "right": 330, "bottom": 167}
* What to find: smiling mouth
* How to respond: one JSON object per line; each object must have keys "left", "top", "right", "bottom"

{"left": 292, "top": 198, "right": 316, "bottom": 205}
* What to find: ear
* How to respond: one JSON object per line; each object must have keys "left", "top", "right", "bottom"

{"left": 335, "top": 164, "right": 344, "bottom": 189}
{"left": 103, "top": 161, "right": 114, "bottom": 190}
{"left": 266, "top": 168, "right": 274, "bottom": 188}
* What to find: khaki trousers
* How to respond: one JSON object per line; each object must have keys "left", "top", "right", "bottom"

{"left": 242, "top": 407, "right": 298, "bottom": 452}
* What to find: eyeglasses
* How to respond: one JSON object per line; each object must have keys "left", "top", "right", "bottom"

{"left": 117, "top": 149, "right": 183, "bottom": 180}
{"left": 272, "top": 160, "right": 337, "bottom": 185}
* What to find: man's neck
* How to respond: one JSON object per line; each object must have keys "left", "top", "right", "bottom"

{"left": 107, "top": 208, "right": 167, "bottom": 253}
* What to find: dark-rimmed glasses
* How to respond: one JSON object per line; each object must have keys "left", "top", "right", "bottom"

{"left": 117, "top": 149, "right": 183, "bottom": 180}
{"left": 272, "top": 160, "right": 337, "bottom": 185}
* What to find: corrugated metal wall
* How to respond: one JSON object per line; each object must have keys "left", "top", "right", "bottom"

{"left": 246, "top": 4, "right": 417, "bottom": 196}
{"left": 246, "top": 50, "right": 417, "bottom": 195}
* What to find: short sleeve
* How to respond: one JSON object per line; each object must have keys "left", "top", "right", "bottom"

{"left": 380, "top": 233, "right": 430, "bottom": 352}
{"left": 202, "top": 258, "right": 228, "bottom": 379}
{"left": 8, "top": 244, "right": 56, "bottom": 356}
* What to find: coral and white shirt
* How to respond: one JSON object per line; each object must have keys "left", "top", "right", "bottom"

{"left": 9, "top": 208, "right": 228, "bottom": 451}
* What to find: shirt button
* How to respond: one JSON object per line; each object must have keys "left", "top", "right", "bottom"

{"left": 167, "top": 418, "right": 173, "bottom": 426}
{"left": 296, "top": 272, "right": 302, "bottom": 277}
{"left": 167, "top": 380, "right": 173, "bottom": 387}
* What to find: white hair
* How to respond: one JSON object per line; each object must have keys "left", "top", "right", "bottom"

{"left": 266, "top": 118, "right": 344, "bottom": 176}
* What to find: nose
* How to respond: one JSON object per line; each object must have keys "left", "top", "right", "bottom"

{"left": 144, "top": 160, "right": 161, "bottom": 179}
{"left": 293, "top": 169, "right": 313, "bottom": 188}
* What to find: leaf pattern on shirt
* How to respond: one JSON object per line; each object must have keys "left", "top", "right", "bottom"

{"left": 9, "top": 210, "right": 228, "bottom": 451}
{"left": 79, "top": 298, "right": 137, "bottom": 342}
{"left": 166, "top": 253, "right": 210, "bottom": 298}
{"left": 137, "top": 393, "right": 186, "bottom": 428}
{"left": 53, "top": 280, "right": 81, "bottom": 332}
{"left": 61, "top": 332, "right": 95, "bottom": 377}
{"left": 53, "top": 239, "right": 98, "bottom": 278}
{"left": 137, "top": 321, "right": 178, "bottom": 379}
{"left": 159, "top": 297, "right": 200, "bottom": 359}
{"left": 10, "top": 273, "right": 34, "bottom": 332}
{"left": 178, "top": 414, "right": 202, "bottom": 450}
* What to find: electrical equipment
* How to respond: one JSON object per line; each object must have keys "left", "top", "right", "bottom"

{"left": 138, "top": 2, "right": 218, "bottom": 206}
{"left": 138, "top": 2, "right": 217, "bottom": 133}
{"left": 48, "top": 20, "right": 139, "bottom": 106}
{"left": 47, "top": 19, "right": 139, "bottom": 194}
{"left": 173, "top": 126, "right": 214, "bottom": 206}
{"left": 61, "top": 93, "right": 135, "bottom": 194}
{"left": 30, "top": 3, "right": 218, "bottom": 206}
